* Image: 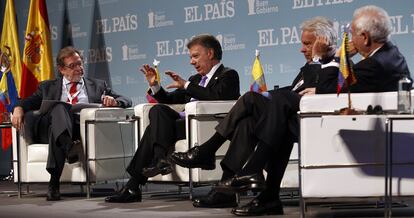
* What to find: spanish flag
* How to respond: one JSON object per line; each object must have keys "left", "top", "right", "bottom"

{"left": 0, "top": 0, "right": 21, "bottom": 150}
{"left": 250, "top": 50, "right": 267, "bottom": 93}
{"left": 337, "top": 30, "right": 357, "bottom": 95}
{"left": 20, "top": 0, "right": 54, "bottom": 98}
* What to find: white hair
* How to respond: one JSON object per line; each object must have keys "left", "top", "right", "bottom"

{"left": 353, "top": 5, "right": 392, "bottom": 43}
{"left": 301, "top": 16, "right": 338, "bottom": 46}
{"left": 301, "top": 16, "right": 338, "bottom": 56}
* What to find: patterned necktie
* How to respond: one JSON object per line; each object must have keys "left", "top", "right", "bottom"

{"left": 68, "top": 82, "right": 78, "bottom": 104}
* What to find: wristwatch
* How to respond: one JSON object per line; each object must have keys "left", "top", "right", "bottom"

{"left": 312, "top": 55, "right": 321, "bottom": 64}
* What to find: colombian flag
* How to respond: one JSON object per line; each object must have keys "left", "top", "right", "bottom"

{"left": 146, "top": 59, "right": 161, "bottom": 103}
{"left": 250, "top": 50, "right": 267, "bottom": 93}
{"left": 337, "top": 30, "right": 357, "bottom": 95}
{"left": 20, "top": 0, "right": 54, "bottom": 99}
{"left": 0, "top": 0, "right": 22, "bottom": 150}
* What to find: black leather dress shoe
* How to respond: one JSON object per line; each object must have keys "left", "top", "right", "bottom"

{"left": 170, "top": 146, "right": 215, "bottom": 170}
{"left": 192, "top": 189, "right": 237, "bottom": 208}
{"left": 216, "top": 173, "right": 265, "bottom": 193}
{"left": 105, "top": 188, "right": 142, "bottom": 203}
{"left": 142, "top": 159, "right": 173, "bottom": 178}
{"left": 231, "top": 173, "right": 266, "bottom": 192}
{"left": 46, "top": 186, "right": 61, "bottom": 201}
{"left": 213, "top": 177, "right": 235, "bottom": 193}
{"left": 231, "top": 198, "right": 283, "bottom": 216}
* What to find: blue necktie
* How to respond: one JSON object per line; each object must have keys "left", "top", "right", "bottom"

{"left": 198, "top": 75, "right": 208, "bottom": 87}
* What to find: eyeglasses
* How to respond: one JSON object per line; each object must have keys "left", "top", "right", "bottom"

{"left": 63, "top": 61, "right": 83, "bottom": 70}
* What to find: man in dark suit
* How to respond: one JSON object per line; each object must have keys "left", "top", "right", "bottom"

{"left": 185, "top": 6, "right": 409, "bottom": 217}
{"left": 170, "top": 17, "right": 340, "bottom": 211}
{"left": 11, "top": 46, "right": 132, "bottom": 201}
{"left": 105, "top": 34, "right": 240, "bottom": 203}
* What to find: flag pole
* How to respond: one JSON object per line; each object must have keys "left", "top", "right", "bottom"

{"left": 339, "top": 80, "right": 359, "bottom": 115}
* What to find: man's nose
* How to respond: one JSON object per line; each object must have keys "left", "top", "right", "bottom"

{"left": 300, "top": 45, "right": 307, "bottom": 53}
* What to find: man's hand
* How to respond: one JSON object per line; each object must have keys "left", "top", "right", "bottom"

{"left": 335, "top": 40, "right": 358, "bottom": 58}
{"left": 165, "top": 71, "right": 187, "bottom": 89}
{"left": 102, "top": 96, "right": 118, "bottom": 107}
{"left": 312, "top": 36, "right": 332, "bottom": 60}
{"left": 140, "top": 64, "right": 158, "bottom": 86}
{"left": 11, "top": 106, "right": 24, "bottom": 131}
{"left": 299, "top": 88, "right": 316, "bottom": 96}
{"left": 348, "top": 41, "right": 358, "bottom": 57}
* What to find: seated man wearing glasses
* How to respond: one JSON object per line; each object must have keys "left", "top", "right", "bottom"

{"left": 11, "top": 46, "right": 132, "bottom": 201}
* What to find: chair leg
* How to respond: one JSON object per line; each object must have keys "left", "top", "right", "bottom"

{"left": 80, "top": 185, "right": 85, "bottom": 194}
{"left": 177, "top": 185, "right": 182, "bottom": 195}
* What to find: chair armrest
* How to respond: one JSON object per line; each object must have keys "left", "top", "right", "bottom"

{"left": 184, "top": 100, "right": 237, "bottom": 116}
{"left": 134, "top": 103, "right": 185, "bottom": 139}
{"left": 79, "top": 107, "right": 134, "bottom": 151}
{"left": 299, "top": 91, "right": 403, "bottom": 113}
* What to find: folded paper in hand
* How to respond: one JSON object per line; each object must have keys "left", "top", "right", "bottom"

{"left": 36, "top": 100, "right": 102, "bottom": 115}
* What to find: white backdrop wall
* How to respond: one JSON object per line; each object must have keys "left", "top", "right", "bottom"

{"left": 1, "top": 0, "right": 413, "bottom": 105}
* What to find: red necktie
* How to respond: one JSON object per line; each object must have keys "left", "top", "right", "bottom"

{"left": 68, "top": 82, "right": 78, "bottom": 104}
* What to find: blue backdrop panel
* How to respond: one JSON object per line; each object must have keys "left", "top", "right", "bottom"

{"left": 1, "top": 0, "right": 413, "bottom": 105}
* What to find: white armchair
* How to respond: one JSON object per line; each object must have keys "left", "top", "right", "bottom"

{"left": 298, "top": 91, "right": 414, "bottom": 214}
{"left": 134, "top": 100, "right": 300, "bottom": 197}
{"left": 12, "top": 107, "right": 136, "bottom": 198}
{"left": 134, "top": 101, "right": 236, "bottom": 196}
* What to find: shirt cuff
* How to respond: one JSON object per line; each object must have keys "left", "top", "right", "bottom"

{"left": 184, "top": 81, "right": 191, "bottom": 89}
{"left": 150, "top": 84, "right": 161, "bottom": 94}
{"left": 261, "top": 91, "right": 272, "bottom": 99}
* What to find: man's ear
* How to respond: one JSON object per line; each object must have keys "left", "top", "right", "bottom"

{"left": 362, "top": 32, "right": 371, "bottom": 46}
{"left": 58, "top": 67, "right": 65, "bottom": 76}
{"left": 207, "top": 48, "right": 215, "bottom": 60}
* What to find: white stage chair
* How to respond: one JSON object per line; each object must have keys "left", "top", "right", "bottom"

{"left": 12, "top": 107, "right": 136, "bottom": 198}
{"left": 134, "top": 101, "right": 235, "bottom": 197}
{"left": 134, "top": 99, "right": 300, "bottom": 197}
{"left": 299, "top": 91, "right": 414, "bottom": 215}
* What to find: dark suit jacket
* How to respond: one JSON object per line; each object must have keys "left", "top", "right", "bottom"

{"left": 351, "top": 41, "right": 410, "bottom": 92}
{"left": 272, "top": 57, "right": 338, "bottom": 96}
{"left": 17, "top": 77, "right": 132, "bottom": 144}
{"left": 151, "top": 64, "right": 240, "bottom": 104}
{"left": 317, "top": 41, "right": 411, "bottom": 94}
{"left": 18, "top": 77, "right": 132, "bottom": 112}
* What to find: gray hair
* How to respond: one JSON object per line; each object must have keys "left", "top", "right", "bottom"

{"left": 300, "top": 16, "right": 338, "bottom": 48}
{"left": 353, "top": 5, "right": 391, "bottom": 43}
{"left": 56, "top": 46, "right": 83, "bottom": 67}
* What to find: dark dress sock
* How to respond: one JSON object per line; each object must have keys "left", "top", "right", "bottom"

{"left": 238, "top": 141, "right": 272, "bottom": 176}
{"left": 220, "top": 165, "right": 235, "bottom": 181}
{"left": 49, "top": 174, "right": 60, "bottom": 188}
{"left": 198, "top": 132, "right": 227, "bottom": 155}
{"left": 125, "top": 176, "right": 141, "bottom": 191}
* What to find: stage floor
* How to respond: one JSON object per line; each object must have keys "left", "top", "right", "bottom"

{"left": 1, "top": 180, "right": 414, "bottom": 217}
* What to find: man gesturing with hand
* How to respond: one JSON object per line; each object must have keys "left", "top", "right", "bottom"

{"left": 105, "top": 34, "right": 240, "bottom": 203}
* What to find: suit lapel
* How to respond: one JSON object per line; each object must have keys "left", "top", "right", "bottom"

{"left": 206, "top": 64, "right": 223, "bottom": 88}
{"left": 50, "top": 78, "right": 63, "bottom": 100}
{"left": 84, "top": 78, "right": 97, "bottom": 103}
{"left": 291, "top": 65, "right": 305, "bottom": 88}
